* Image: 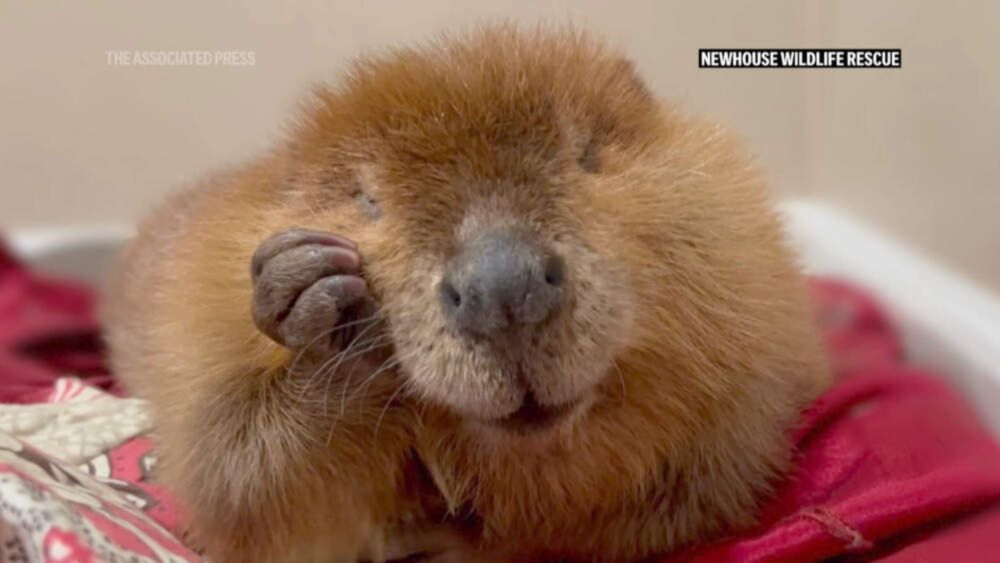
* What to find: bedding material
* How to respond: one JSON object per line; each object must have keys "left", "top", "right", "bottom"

{"left": 0, "top": 241, "right": 119, "bottom": 403}
{"left": 2, "top": 240, "right": 1000, "bottom": 562}
{"left": 0, "top": 429, "right": 196, "bottom": 563}
{"left": 663, "top": 280, "right": 1000, "bottom": 562}
{"left": 0, "top": 377, "right": 150, "bottom": 465}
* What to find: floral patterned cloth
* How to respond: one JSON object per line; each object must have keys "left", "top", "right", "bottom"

{"left": 0, "top": 378, "right": 190, "bottom": 562}
{"left": 0, "top": 378, "right": 150, "bottom": 466}
{"left": 0, "top": 431, "right": 196, "bottom": 562}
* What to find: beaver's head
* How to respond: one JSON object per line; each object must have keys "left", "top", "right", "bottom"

{"left": 284, "top": 25, "right": 767, "bottom": 441}
{"left": 274, "top": 26, "right": 829, "bottom": 550}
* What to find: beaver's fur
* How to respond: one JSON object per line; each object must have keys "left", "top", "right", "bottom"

{"left": 104, "top": 23, "right": 830, "bottom": 562}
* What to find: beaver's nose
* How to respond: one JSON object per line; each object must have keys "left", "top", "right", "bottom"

{"left": 440, "top": 230, "right": 565, "bottom": 338}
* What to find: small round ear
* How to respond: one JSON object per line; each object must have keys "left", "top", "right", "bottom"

{"left": 558, "top": 58, "right": 653, "bottom": 174}
{"left": 555, "top": 115, "right": 601, "bottom": 174}
{"left": 577, "top": 136, "right": 601, "bottom": 173}
{"left": 609, "top": 57, "right": 654, "bottom": 104}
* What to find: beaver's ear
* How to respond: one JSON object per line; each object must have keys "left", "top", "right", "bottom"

{"left": 576, "top": 131, "right": 601, "bottom": 173}
{"left": 556, "top": 57, "right": 655, "bottom": 175}
{"left": 556, "top": 115, "right": 601, "bottom": 174}
{"left": 609, "top": 57, "right": 654, "bottom": 104}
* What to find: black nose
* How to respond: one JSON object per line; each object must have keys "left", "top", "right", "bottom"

{"left": 440, "top": 230, "right": 565, "bottom": 338}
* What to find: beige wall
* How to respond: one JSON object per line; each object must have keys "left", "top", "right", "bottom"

{"left": 1, "top": 1, "right": 996, "bottom": 289}
{"left": 802, "top": 2, "right": 1000, "bottom": 292}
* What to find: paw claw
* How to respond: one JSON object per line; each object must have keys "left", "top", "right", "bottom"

{"left": 251, "top": 228, "right": 358, "bottom": 279}
{"left": 250, "top": 228, "right": 371, "bottom": 356}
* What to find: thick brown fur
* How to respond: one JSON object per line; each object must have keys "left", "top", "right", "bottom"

{"left": 104, "top": 22, "right": 830, "bottom": 563}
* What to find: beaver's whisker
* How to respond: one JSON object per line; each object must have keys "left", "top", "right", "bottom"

{"left": 307, "top": 333, "right": 391, "bottom": 408}
{"left": 613, "top": 360, "right": 627, "bottom": 403}
{"left": 320, "top": 334, "right": 393, "bottom": 413}
{"left": 342, "top": 355, "right": 402, "bottom": 414}
{"left": 295, "top": 340, "right": 386, "bottom": 411}
{"left": 373, "top": 379, "right": 410, "bottom": 444}
{"left": 287, "top": 311, "right": 384, "bottom": 378}
{"left": 300, "top": 316, "right": 387, "bottom": 394}
{"left": 325, "top": 355, "right": 400, "bottom": 446}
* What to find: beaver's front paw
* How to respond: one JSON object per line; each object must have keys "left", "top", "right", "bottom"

{"left": 251, "top": 228, "right": 371, "bottom": 356}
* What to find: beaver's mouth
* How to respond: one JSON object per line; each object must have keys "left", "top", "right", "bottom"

{"left": 492, "top": 392, "right": 578, "bottom": 435}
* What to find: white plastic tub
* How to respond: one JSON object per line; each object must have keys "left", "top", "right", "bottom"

{"left": 10, "top": 199, "right": 1000, "bottom": 435}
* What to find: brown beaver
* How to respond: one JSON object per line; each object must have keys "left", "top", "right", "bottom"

{"left": 104, "top": 22, "right": 830, "bottom": 563}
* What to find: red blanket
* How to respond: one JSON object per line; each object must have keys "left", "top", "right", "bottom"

{"left": 2, "top": 241, "right": 1000, "bottom": 561}
{"left": 665, "top": 280, "right": 1000, "bottom": 562}
{"left": 0, "top": 241, "right": 120, "bottom": 403}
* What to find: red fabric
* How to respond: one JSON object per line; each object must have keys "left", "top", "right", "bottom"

{"left": 0, "top": 240, "right": 120, "bottom": 403}
{"left": 83, "top": 435, "right": 186, "bottom": 536}
{"left": 662, "top": 280, "right": 1000, "bottom": 562}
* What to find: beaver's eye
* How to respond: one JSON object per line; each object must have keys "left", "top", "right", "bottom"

{"left": 350, "top": 164, "right": 383, "bottom": 220}
{"left": 357, "top": 190, "right": 382, "bottom": 221}
{"left": 578, "top": 140, "right": 601, "bottom": 173}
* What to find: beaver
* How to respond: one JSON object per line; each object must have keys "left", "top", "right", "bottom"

{"left": 104, "top": 22, "right": 830, "bottom": 563}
